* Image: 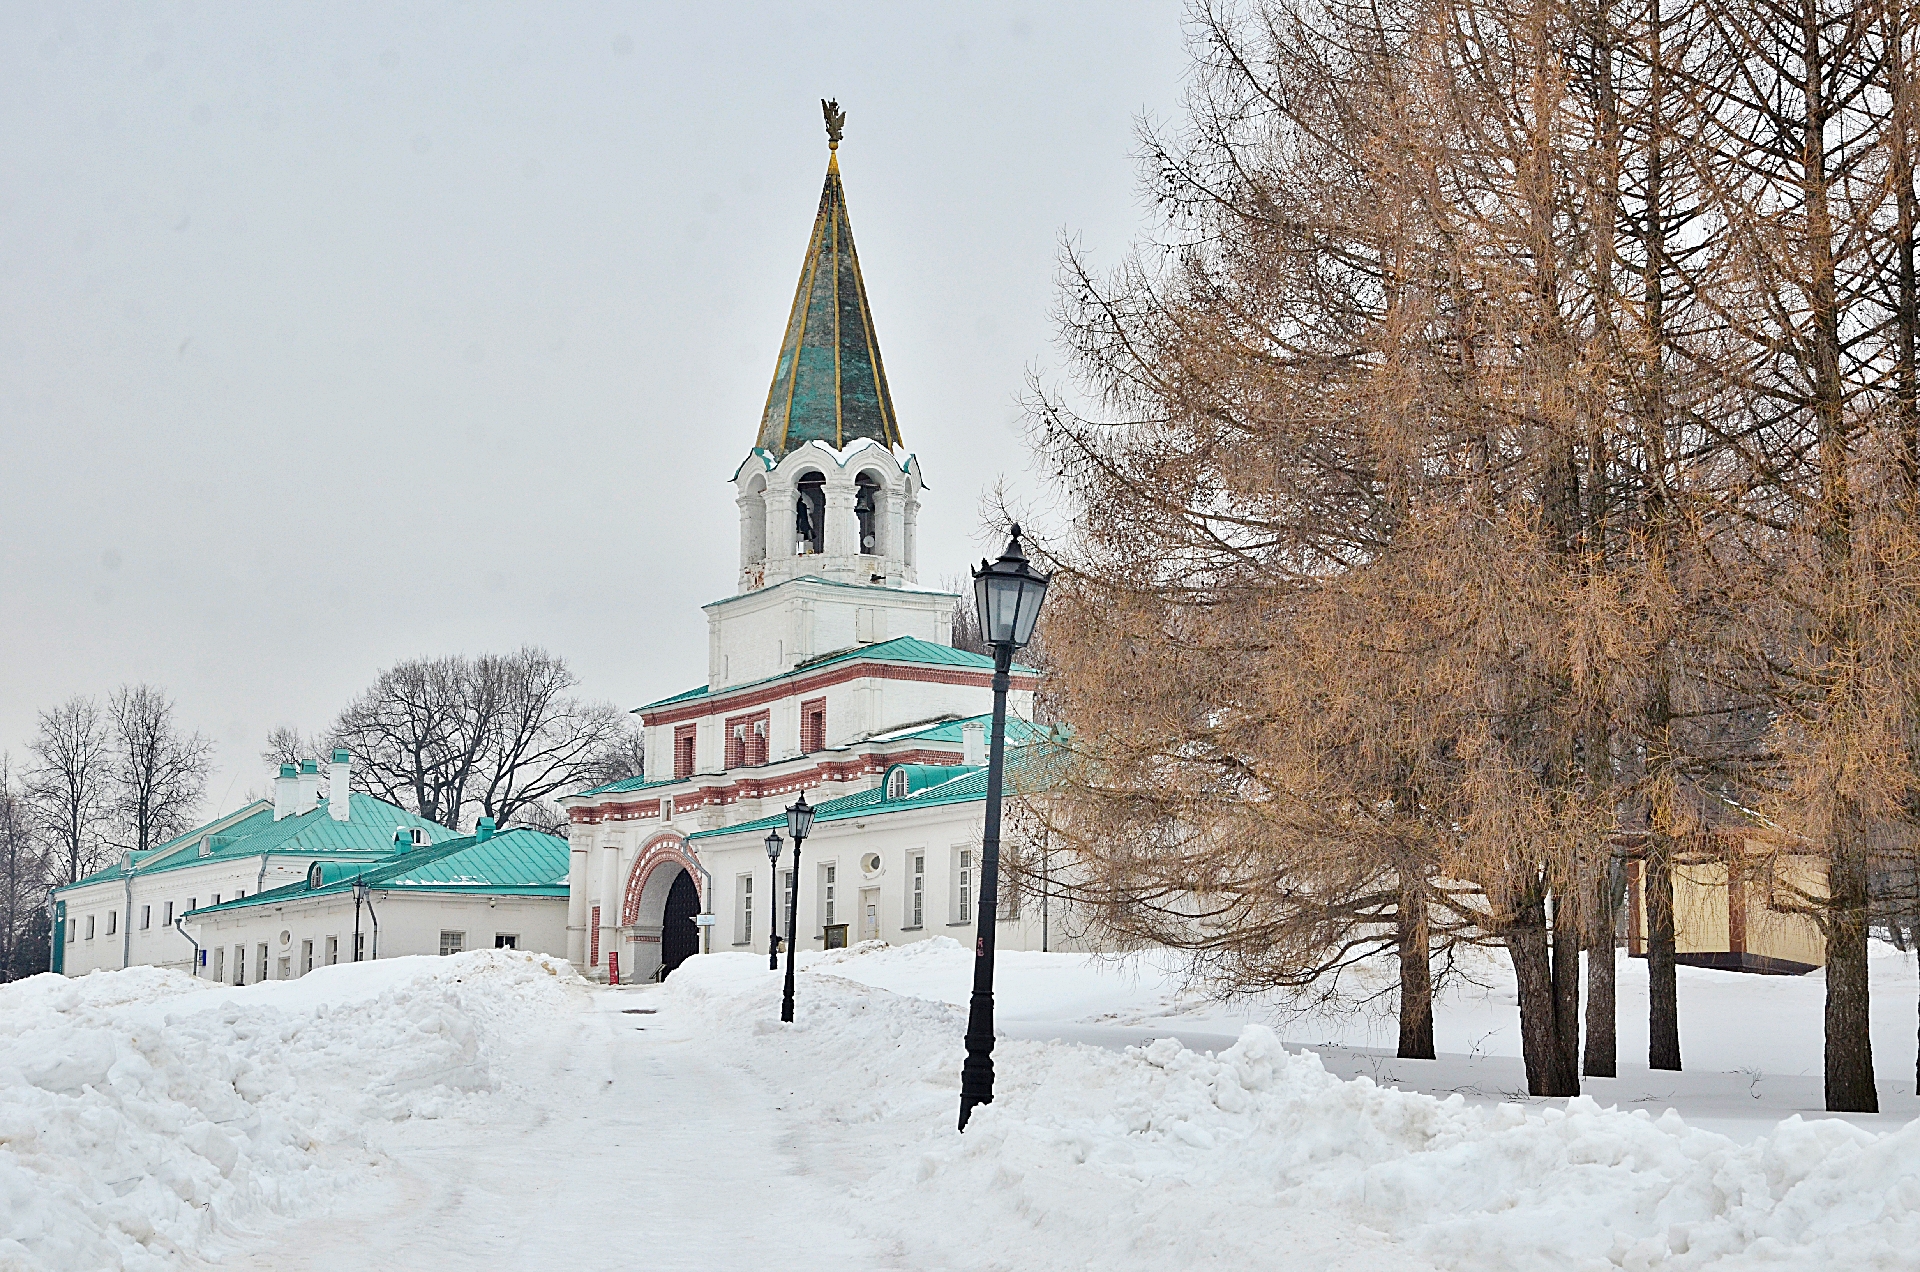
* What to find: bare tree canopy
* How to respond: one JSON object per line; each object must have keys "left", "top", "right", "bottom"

{"left": 1027, "top": 0, "right": 1920, "bottom": 1109}
{"left": 106, "top": 684, "right": 212, "bottom": 855}
{"left": 24, "top": 695, "right": 112, "bottom": 885}
{"left": 306, "top": 647, "right": 628, "bottom": 831}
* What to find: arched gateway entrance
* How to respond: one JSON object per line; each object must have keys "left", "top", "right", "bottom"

{"left": 620, "top": 834, "right": 706, "bottom": 982}
{"left": 659, "top": 871, "right": 701, "bottom": 979}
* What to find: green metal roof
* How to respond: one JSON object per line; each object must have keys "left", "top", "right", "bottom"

{"left": 756, "top": 148, "right": 902, "bottom": 459}
{"left": 574, "top": 774, "right": 676, "bottom": 798}
{"left": 55, "top": 794, "right": 456, "bottom": 893}
{"left": 636, "top": 637, "right": 1037, "bottom": 715}
{"left": 185, "top": 827, "right": 570, "bottom": 918}
{"left": 689, "top": 745, "right": 1060, "bottom": 842}
{"left": 879, "top": 713, "right": 1051, "bottom": 746}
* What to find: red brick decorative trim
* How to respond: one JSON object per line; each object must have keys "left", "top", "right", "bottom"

{"left": 621, "top": 834, "right": 702, "bottom": 926}
{"left": 642, "top": 662, "right": 1039, "bottom": 728}
{"left": 569, "top": 748, "right": 965, "bottom": 823}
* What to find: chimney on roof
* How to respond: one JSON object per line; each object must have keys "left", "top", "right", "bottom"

{"left": 328, "top": 749, "right": 351, "bottom": 822}
{"left": 475, "top": 817, "right": 496, "bottom": 843}
{"left": 272, "top": 763, "right": 299, "bottom": 820}
{"left": 962, "top": 722, "right": 986, "bottom": 767}
{"left": 297, "top": 760, "right": 320, "bottom": 811}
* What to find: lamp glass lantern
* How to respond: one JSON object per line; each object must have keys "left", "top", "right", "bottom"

{"left": 764, "top": 829, "right": 783, "bottom": 863}
{"left": 972, "top": 524, "right": 1049, "bottom": 650}
{"left": 785, "top": 792, "right": 815, "bottom": 841}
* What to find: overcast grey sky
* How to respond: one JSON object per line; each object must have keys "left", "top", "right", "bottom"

{"left": 0, "top": 1, "right": 1186, "bottom": 815}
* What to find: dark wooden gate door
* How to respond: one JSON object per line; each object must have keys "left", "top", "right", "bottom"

{"left": 659, "top": 869, "right": 701, "bottom": 979}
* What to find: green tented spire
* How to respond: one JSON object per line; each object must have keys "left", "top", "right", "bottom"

{"left": 755, "top": 116, "right": 903, "bottom": 460}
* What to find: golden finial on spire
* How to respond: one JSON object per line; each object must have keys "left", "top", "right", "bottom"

{"left": 822, "top": 98, "right": 846, "bottom": 151}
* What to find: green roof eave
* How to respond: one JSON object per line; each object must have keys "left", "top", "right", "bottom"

{"left": 636, "top": 637, "right": 1037, "bottom": 722}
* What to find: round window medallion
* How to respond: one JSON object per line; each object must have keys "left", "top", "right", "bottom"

{"left": 861, "top": 852, "right": 882, "bottom": 876}
{"left": 279, "top": 929, "right": 291, "bottom": 946}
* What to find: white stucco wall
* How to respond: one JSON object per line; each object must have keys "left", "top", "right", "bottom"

{"left": 55, "top": 855, "right": 331, "bottom": 976}
{"left": 182, "top": 892, "right": 568, "bottom": 983}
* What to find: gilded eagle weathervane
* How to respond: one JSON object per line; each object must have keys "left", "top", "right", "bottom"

{"left": 822, "top": 98, "right": 846, "bottom": 150}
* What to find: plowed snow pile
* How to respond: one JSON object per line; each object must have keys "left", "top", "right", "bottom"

{"left": 665, "top": 945, "right": 1920, "bottom": 1271}
{"left": 0, "top": 951, "right": 582, "bottom": 1271}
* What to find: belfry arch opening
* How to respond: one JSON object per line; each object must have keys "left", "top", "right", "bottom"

{"left": 795, "top": 470, "right": 825, "bottom": 555}
{"left": 854, "top": 470, "right": 883, "bottom": 556}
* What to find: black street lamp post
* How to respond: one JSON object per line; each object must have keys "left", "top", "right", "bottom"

{"left": 779, "top": 793, "right": 815, "bottom": 1023}
{"left": 958, "top": 525, "right": 1049, "bottom": 1131}
{"left": 764, "top": 829, "right": 783, "bottom": 971}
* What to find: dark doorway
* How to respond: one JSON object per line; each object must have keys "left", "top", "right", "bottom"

{"left": 659, "top": 869, "right": 701, "bottom": 979}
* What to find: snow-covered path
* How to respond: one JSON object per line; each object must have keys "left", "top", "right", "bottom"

{"left": 10, "top": 945, "right": 1920, "bottom": 1270}
{"left": 221, "top": 984, "right": 886, "bottom": 1271}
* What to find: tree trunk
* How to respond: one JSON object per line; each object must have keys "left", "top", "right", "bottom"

{"left": 1508, "top": 891, "right": 1580, "bottom": 1097}
{"left": 1646, "top": 842, "right": 1682, "bottom": 1070}
{"left": 1397, "top": 873, "right": 1435, "bottom": 1059}
{"left": 1826, "top": 819, "right": 1879, "bottom": 1111}
{"left": 1551, "top": 887, "right": 1582, "bottom": 1080}
{"left": 1584, "top": 857, "right": 1619, "bottom": 1076}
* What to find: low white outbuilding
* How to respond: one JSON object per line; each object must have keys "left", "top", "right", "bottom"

{"left": 183, "top": 823, "right": 571, "bottom": 981}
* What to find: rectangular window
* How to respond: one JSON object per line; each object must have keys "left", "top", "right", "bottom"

{"left": 494, "top": 933, "right": 518, "bottom": 949}
{"left": 66, "top": 918, "right": 75, "bottom": 943}
{"left": 277, "top": 955, "right": 290, "bottom": 981}
{"left": 909, "top": 852, "right": 925, "bottom": 928}
{"left": 235, "top": 890, "right": 244, "bottom": 900}
{"left": 779, "top": 870, "right": 793, "bottom": 940}
{"left": 212, "top": 946, "right": 225, "bottom": 981}
{"left": 736, "top": 874, "right": 754, "bottom": 946}
{"left": 300, "top": 939, "right": 313, "bottom": 975}
{"left": 821, "top": 863, "right": 836, "bottom": 928}
{"left": 953, "top": 848, "right": 973, "bottom": 924}
{"left": 354, "top": 932, "right": 366, "bottom": 962}
{"left": 188, "top": 898, "right": 197, "bottom": 913}
{"left": 106, "top": 910, "right": 116, "bottom": 936}
{"left": 326, "top": 936, "right": 338, "bottom": 966}
{"left": 590, "top": 905, "right": 601, "bottom": 965}
{"left": 725, "top": 711, "right": 771, "bottom": 769}
{"left": 140, "top": 905, "right": 151, "bottom": 930}
{"left": 85, "top": 914, "right": 95, "bottom": 940}
{"left": 439, "top": 930, "right": 465, "bottom": 956}
{"left": 163, "top": 901, "right": 174, "bottom": 926}
{"left": 256, "top": 944, "right": 268, "bottom": 983}
{"left": 800, "top": 698, "right": 827, "bottom": 754}
{"left": 673, "top": 725, "right": 697, "bottom": 779}
{"left": 212, "top": 893, "right": 221, "bottom": 905}
{"left": 233, "top": 944, "right": 245, "bottom": 985}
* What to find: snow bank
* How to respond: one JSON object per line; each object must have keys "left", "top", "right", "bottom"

{"left": 665, "top": 946, "right": 1920, "bottom": 1270}
{"left": 0, "top": 952, "right": 584, "bottom": 1271}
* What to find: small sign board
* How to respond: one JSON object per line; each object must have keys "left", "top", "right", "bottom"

{"left": 692, "top": 914, "right": 717, "bottom": 926}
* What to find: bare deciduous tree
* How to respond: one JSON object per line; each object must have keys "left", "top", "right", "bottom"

{"left": 106, "top": 684, "right": 212, "bottom": 854}
{"left": 24, "top": 695, "right": 112, "bottom": 885}
{"left": 313, "top": 647, "right": 624, "bottom": 831}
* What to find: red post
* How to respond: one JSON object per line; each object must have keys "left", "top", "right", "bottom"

{"left": 608, "top": 951, "right": 620, "bottom": 986}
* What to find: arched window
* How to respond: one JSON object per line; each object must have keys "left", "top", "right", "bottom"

{"left": 795, "top": 471, "right": 826, "bottom": 554}
{"left": 886, "top": 768, "right": 909, "bottom": 800}
{"left": 854, "top": 472, "right": 883, "bottom": 556}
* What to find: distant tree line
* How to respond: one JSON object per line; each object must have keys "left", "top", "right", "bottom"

{"left": 0, "top": 685, "right": 212, "bottom": 979}
{"left": 1022, "top": 0, "right": 1920, "bottom": 1113}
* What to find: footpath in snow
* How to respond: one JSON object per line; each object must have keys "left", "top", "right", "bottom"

{"left": 3, "top": 944, "right": 1920, "bottom": 1269}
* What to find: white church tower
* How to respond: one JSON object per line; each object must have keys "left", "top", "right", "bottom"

{"left": 708, "top": 108, "right": 954, "bottom": 692}
{"left": 562, "top": 102, "right": 1048, "bottom": 984}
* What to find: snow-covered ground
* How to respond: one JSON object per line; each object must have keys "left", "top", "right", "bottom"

{"left": 4, "top": 943, "right": 1920, "bottom": 1269}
